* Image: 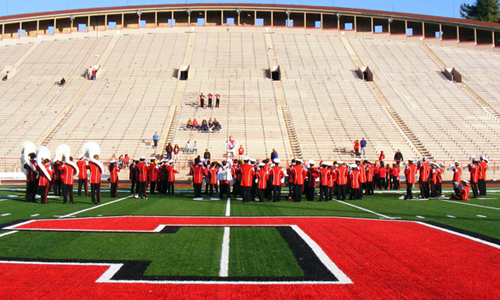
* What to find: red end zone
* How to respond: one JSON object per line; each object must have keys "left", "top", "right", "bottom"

{"left": 2, "top": 216, "right": 500, "bottom": 299}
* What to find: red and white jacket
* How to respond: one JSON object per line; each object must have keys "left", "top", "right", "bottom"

{"left": 240, "top": 164, "right": 256, "bottom": 187}
{"left": 336, "top": 166, "right": 348, "bottom": 185}
{"left": 167, "top": 165, "right": 178, "bottom": 182}
{"left": 89, "top": 162, "right": 102, "bottom": 184}
{"left": 109, "top": 165, "right": 120, "bottom": 183}
{"left": 148, "top": 163, "right": 158, "bottom": 182}
{"left": 256, "top": 169, "right": 269, "bottom": 189}
{"left": 190, "top": 164, "right": 207, "bottom": 184}
{"left": 59, "top": 163, "right": 76, "bottom": 185}
{"left": 77, "top": 160, "right": 88, "bottom": 180}
{"left": 270, "top": 166, "right": 285, "bottom": 186}
{"left": 137, "top": 162, "right": 148, "bottom": 182}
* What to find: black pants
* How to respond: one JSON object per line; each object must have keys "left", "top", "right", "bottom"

{"left": 272, "top": 185, "right": 282, "bottom": 202}
{"left": 39, "top": 185, "right": 49, "bottom": 204}
{"left": 54, "top": 179, "right": 62, "bottom": 196}
{"left": 406, "top": 182, "right": 413, "bottom": 200}
{"left": 138, "top": 181, "right": 147, "bottom": 198}
{"left": 349, "top": 187, "right": 358, "bottom": 200}
{"left": 288, "top": 182, "right": 294, "bottom": 199}
{"left": 153, "top": 140, "right": 158, "bottom": 147}
{"left": 392, "top": 176, "right": 400, "bottom": 190}
{"left": 26, "top": 181, "right": 37, "bottom": 202}
{"left": 319, "top": 185, "right": 329, "bottom": 201}
{"left": 306, "top": 186, "right": 315, "bottom": 201}
{"left": 219, "top": 183, "right": 230, "bottom": 199}
{"left": 478, "top": 179, "right": 486, "bottom": 196}
{"left": 358, "top": 185, "right": 363, "bottom": 199}
{"left": 337, "top": 184, "right": 347, "bottom": 200}
{"left": 110, "top": 181, "right": 118, "bottom": 198}
{"left": 241, "top": 186, "right": 252, "bottom": 202}
{"left": 328, "top": 186, "right": 334, "bottom": 200}
{"left": 258, "top": 189, "right": 266, "bottom": 202}
{"left": 208, "top": 98, "right": 212, "bottom": 107}
{"left": 293, "top": 184, "right": 303, "bottom": 202}
{"left": 200, "top": 99, "right": 204, "bottom": 108}
{"left": 232, "top": 181, "right": 241, "bottom": 197}
{"left": 430, "top": 182, "right": 438, "bottom": 197}
{"left": 216, "top": 99, "right": 220, "bottom": 107}
{"left": 130, "top": 178, "right": 137, "bottom": 194}
{"left": 91, "top": 183, "right": 101, "bottom": 204}
{"left": 62, "top": 184, "right": 74, "bottom": 203}
{"left": 471, "top": 182, "right": 479, "bottom": 198}
{"left": 379, "top": 178, "right": 387, "bottom": 190}
{"left": 78, "top": 178, "right": 88, "bottom": 197}
{"left": 150, "top": 181, "right": 157, "bottom": 195}
{"left": 193, "top": 183, "right": 202, "bottom": 197}
{"left": 420, "top": 180, "right": 429, "bottom": 198}
{"left": 207, "top": 183, "right": 218, "bottom": 196}
{"left": 167, "top": 181, "right": 174, "bottom": 194}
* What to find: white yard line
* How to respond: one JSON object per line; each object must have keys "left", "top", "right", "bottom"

{"left": 219, "top": 226, "right": 230, "bottom": 277}
{"left": 59, "top": 195, "right": 134, "bottom": 218}
{"left": 441, "top": 199, "right": 500, "bottom": 211}
{"left": 0, "top": 231, "right": 18, "bottom": 238}
{"left": 225, "top": 198, "right": 231, "bottom": 217}
{"left": 1, "top": 213, "right": 11, "bottom": 217}
{"left": 335, "top": 200, "right": 396, "bottom": 219}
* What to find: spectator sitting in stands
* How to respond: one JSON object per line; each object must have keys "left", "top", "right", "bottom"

{"left": 201, "top": 119, "right": 209, "bottom": 132}
{"left": 186, "top": 118, "right": 193, "bottom": 129}
{"left": 212, "top": 118, "right": 221, "bottom": 131}
{"left": 192, "top": 118, "right": 198, "bottom": 129}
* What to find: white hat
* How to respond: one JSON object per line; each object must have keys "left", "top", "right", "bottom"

{"left": 355, "top": 158, "right": 361, "bottom": 162}
{"left": 140, "top": 156, "right": 146, "bottom": 160}
{"left": 110, "top": 159, "right": 116, "bottom": 163}
{"left": 337, "top": 160, "right": 343, "bottom": 164}
{"left": 78, "top": 154, "right": 84, "bottom": 159}
{"left": 216, "top": 91, "right": 219, "bottom": 94}
{"left": 243, "top": 156, "right": 250, "bottom": 161}
{"left": 273, "top": 158, "right": 280, "bottom": 163}
{"left": 259, "top": 162, "right": 265, "bottom": 167}
{"left": 250, "top": 158, "right": 256, "bottom": 163}
{"left": 350, "top": 164, "right": 357, "bottom": 168}
{"left": 150, "top": 156, "right": 156, "bottom": 160}
{"left": 200, "top": 158, "right": 205, "bottom": 162}
{"left": 480, "top": 155, "right": 484, "bottom": 160}
{"left": 169, "top": 160, "right": 174, "bottom": 163}
{"left": 308, "top": 160, "right": 315, "bottom": 165}
{"left": 325, "top": 161, "right": 333, "bottom": 166}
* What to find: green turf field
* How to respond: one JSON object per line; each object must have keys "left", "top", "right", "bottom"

{"left": 1, "top": 185, "right": 500, "bottom": 280}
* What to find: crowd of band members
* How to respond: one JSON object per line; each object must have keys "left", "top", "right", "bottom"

{"left": 23, "top": 150, "right": 489, "bottom": 204}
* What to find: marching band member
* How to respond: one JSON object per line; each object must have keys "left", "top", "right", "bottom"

{"left": 349, "top": 164, "right": 361, "bottom": 200}
{"left": 291, "top": 159, "right": 307, "bottom": 203}
{"left": 270, "top": 158, "right": 285, "bottom": 202}
{"left": 190, "top": 158, "right": 208, "bottom": 198}
{"left": 76, "top": 155, "right": 89, "bottom": 197}
{"left": 136, "top": 156, "right": 148, "bottom": 199}
{"left": 166, "top": 160, "right": 178, "bottom": 194}
{"left": 306, "top": 160, "right": 318, "bottom": 201}
{"left": 217, "top": 160, "right": 233, "bottom": 200}
{"left": 108, "top": 160, "right": 120, "bottom": 198}
{"left": 404, "top": 159, "right": 417, "bottom": 200}
{"left": 356, "top": 159, "right": 366, "bottom": 199}
{"left": 479, "top": 156, "right": 488, "bottom": 196}
{"left": 24, "top": 153, "right": 38, "bottom": 202}
{"left": 89, "top": 154, "right": 102, "bottom": 204}
{"left": 450, "top": 180, "right": 470, "bottom": 201}
{"left": 256, "top": 163, "right": 269, "bottom": 202}
{"left": 336, "top": 161, "right": 348, "bottom": 201}
{"left": 418, "top": 157, "right": 430, "bottom": 198}
{"left": 148, "top": 157, "right": 159, "bottom": 195}
{"left": 58, "top": 156, "right": 77, "bottom": 204}
{"left": 240, "top": 156, "right": 255, "bottom": 203}
{"left": 451, "top": 161, "right": 462, "bottom": 196}
{"left": 36, "top": 159, "right": 53, "bottom": 204}
{"left": 468, "top": 158, "right": 480, "bottom": 198}
{"left": 318, "top": 161, "right": 331, "bottom": 202}
{"left": 129, "top": 160, "right": 138, "bottom": 194}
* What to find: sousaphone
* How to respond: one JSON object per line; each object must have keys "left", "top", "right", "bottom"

{"left": 20, "top": 141, "right": 37, "bottom": 176}
{"left": 55, "top": 144, "right": 79, "bottom": 177}
{"left": 36, "top": 145, "right": 51, "bottom": 180}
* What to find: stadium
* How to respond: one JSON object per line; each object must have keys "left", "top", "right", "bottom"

{"left": 1, "top": 2, "right": 500, "bottom": 299}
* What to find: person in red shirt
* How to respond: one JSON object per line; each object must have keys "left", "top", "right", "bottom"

{"left": 318, "top": 161, "right": 331, "bottom": 202}
{"left": 24, "top": 153, "right": 38, "bottom": 202}
{"left": 438, "top": 163, "right": 444, "bottom": 196}
{"left": 207, "top": 92, "right": 213, "bottom": 107}
{"left": 391, "top": 163, "right": 400, "bottom": 190}
{"left": 37, "top": 159, "right": 53, "bottom": 204}
{"left": 89, "top": 155, "right": 103, "bottom": 204}
{"left": 238, "top": 145, "right": 244, "bottom": 160}
{"left": 356, "top": 159, "right": 366, "bottom": 199}
{"left": 76, "top": 155, "right": 89, "bottom": 197}
{"left": 166, "top": 160, "right": 178, "bottom": 194}
{"left": 452, "top": 161, "right": 462, "bottom": 196}
{"left": 328, "top": 162, "right": 335, "bottom": 200}
{"left": 336, "top": 161, "right": 348, "bottom": 200}
{"left": 190, "top": 158, "right": 208, "bottom": 198}
{"left": 239, "top": 156, "right": 256, "bottom": 203}
{"left": 199, "top": 92, "right": 205, "bottom": 108}
{"left": 256, "top": 163, "right": 269, "bottom": 202}
{"left": 379, "top": 151, "right": 385, "bottom": 163}
{"left": 148, "top": 157, "right": 159, "bottom": 195}
{"left": 58, "top": 157, "right": 77, "bottom": 204}
{"left": 478, "top": 156, "right": 488, "bottom": 196}
{"left": 365, "top": 161, "right": 374, "bottom": 195}
{"left": 306, "top": 160, "right": 319, "bottom": 201}
{"left": 208, "top": 162, "right": 219, "bottom": 196}
{"left": 231, "top": 159, "right": 241, "bottom": 197}
{"left": 52, "top": 161, "right": 62, "bottom": 196}
{"left": 404, "top": 159, "right": 417, "bottom": 200}
{"left": 468, "top": 158, "right": 480, "bottom": 198}
{"left": 270, "top": 158, "right": 285, "bottom": 202}
{"left": 418, "top": 157, "right": 430, "bottom": 198}
{"left": 287, "top": 159, "right": 295, "bottom": 200}
{"left": 430, "top": 163, "right": 439, "bottom": 197}
{"left": 353, "top": 140, "right": 360, "bottom": 156}
{"left": 349, "top": 165, "right": 361, "bottom": 200}
{"left": 135, "top": 156, "right": 149, "bottom": 199}
{"left": 373, "top": 162, "right": 381, "bottom": 190}
{"left": 378, "top": 162, "right": 388, "bottom": 190}
{"left": 291, "top": 159, "right": 308, "bottom": 202}
{"left": 108, "top": 160, "right": 120, "bottom": 198}
{"left": 450, "top": 180, "right": 470, "bottom": 201}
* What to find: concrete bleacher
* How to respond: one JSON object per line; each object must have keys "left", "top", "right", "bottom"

{"left": 169, "top": 32, "right": 289, "bottom": 163}
{"left": 348, "top": 37, "right": 500, "bottom": 161}
{"left": 273, "top": 33, "right": 419, "bottom": 161}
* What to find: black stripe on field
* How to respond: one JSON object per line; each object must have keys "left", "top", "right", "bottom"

{"left": 0, "top": 226, "right": 339, "bottom": 282}
{"left": 0, "top": 219, "right": 30, "bottom": 229}
{"left": 423, "top": 221, "right": 500, "bottom": 246}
